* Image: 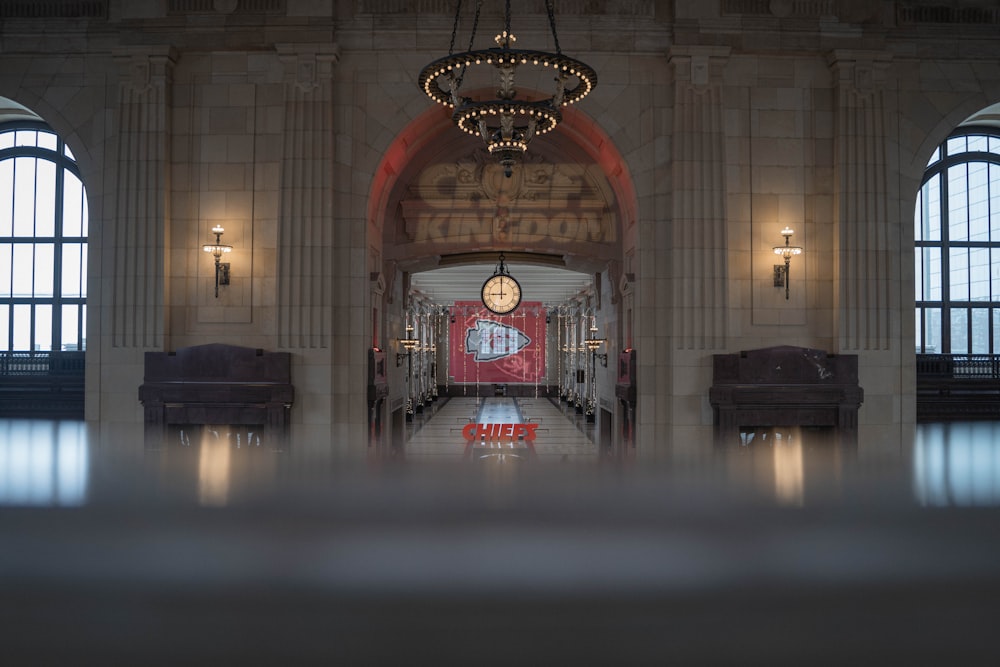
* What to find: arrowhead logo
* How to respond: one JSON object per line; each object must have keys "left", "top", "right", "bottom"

{"left": 464, "top": 319, "right": 531, "bottom": 362}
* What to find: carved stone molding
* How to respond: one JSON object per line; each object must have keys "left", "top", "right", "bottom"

{"left": 277, "top": 45, "right": 341, "bottom": 93}
{"left": 355, "top": 0, "right": 653, "bottom": 17}
{"left": 0, "top": 1, "right": 107, "bottom": 18}
{"left": 167, "top": 0, "right": 286, "bottom": 15}
{"left": 668, "top": 46, "right": 731, "bottom": 89}
{"left": 113, "top": 46, "right": 178, "bottom": 96}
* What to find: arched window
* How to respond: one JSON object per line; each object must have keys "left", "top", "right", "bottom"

{"left": 915, "top": 129, "right": 1000, "bottom": 354}
{"left": 0, "top": 121, "right": 87, "bottom": 353}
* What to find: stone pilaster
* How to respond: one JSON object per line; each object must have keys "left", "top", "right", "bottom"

{"left": 276, "top": 46, "right": 340, "bottom": 349}
{"left": 669, "top": 46, "right": 731, "bottom": 351}
{"left": 829, "top": 51, "right": 894, "bottom": 351}
{"left": 111, "top": 47, "right": 175, "bottom": 348}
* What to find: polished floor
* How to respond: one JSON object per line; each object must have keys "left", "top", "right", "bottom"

{"left": 404, "top": 397, "right": 598, "bottom": 465}
{"left": 2, "top": 410, "right": 1000, "bottom": 664}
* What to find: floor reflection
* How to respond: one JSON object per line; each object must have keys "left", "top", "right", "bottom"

{"left": 197, "top": 431, "right": 232, "bottom": 507}
{"left": 914, "top": 421, "right": 1000, "bottom": 506}
{"left": 0, "top": 420, "right": 88, "bottom": 506}
{"left": 4, "top": 418, "right": 1000, "bottom": 508}
{"left": 3, "top": 417, "right": 1000, "bottom": 663}
{"left": 772, "top": 439, "right": 805, "bottom": 506}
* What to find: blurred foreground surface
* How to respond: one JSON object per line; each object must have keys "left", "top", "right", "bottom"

{"left": 2, "top": 419, "right": 1000, "bottom": 665}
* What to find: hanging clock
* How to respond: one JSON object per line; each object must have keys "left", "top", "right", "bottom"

{"left": 481, "top": 253, "right": 522, "bottom": 315}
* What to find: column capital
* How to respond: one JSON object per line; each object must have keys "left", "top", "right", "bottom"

{"left": 113, "top": 46, "right": 178, "bottom": 92}
{"left": 276, "top": 44, "right": 341, "bottom": 92}
{"left": 827, "top": 49, "right": 893, "bottom": 94}
{"left": 667, "top": 46, "right": 731, "bottom": 88}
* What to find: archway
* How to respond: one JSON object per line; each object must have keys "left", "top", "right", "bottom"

{"left": 914, "top": 104, "right": 1000, "bottom": 421}
{"left": 367, "top": 104, "right": 637, "bottom": 461}
{"left": 0, "top": 97, "right": 89, "bottom": 419}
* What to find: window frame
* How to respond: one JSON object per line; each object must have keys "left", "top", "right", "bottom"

{"left": 0, "top": 120, "right": 87, "bottom": 353}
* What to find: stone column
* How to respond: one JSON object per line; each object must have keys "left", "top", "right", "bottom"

{"left": 829, "top": 51, "right": 894, "bottom": 352}
{"left": 829, "top": 50, "right": 905, "bottom": 452}
{"left": 274, "top": 47, "right": 341, "bottom": 447}
{"left": 111, "top": 47, "right": 176, "bottom": 349}
{"left": 664, "top": 46, "right": 731, "bottom": 457}
{"left": 276, "top": 46, "right": 340, "bottom": 350}
{"left": 669, "top": 46, "right": 731, "bottom": 351}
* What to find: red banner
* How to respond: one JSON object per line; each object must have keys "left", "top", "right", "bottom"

{"left": 449, "top": 301, "right": 546, "bottom": 384}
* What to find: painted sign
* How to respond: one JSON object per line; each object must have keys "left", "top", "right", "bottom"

{"left": 449, "top": 301, "right": 546, "bottom": 384}
{"left": 462, "top": 423, "right": 540, "bottom": 441}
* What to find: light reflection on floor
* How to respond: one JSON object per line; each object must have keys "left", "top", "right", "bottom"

{"left": 3, "top": 416, "right": 1000, "bottom": 663}
{"left": 0, "top": 420, "right": 89, "bottom": 506}
{"left": 914, "top": 421, "right": 1000, "bottom": 506}
{"left": 2, "top": 416, "right": 1000, "bottom": 507}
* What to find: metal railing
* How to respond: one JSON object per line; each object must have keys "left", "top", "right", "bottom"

{"left": 917, "top": 354, "right": 1000, "bottom": 379}
{"left": 0, "top": 351, "right": 86, "bottom": 377}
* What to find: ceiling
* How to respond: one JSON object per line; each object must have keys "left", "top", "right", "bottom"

{"left": 409, "top": 262, "right": 594, "bottom": 307}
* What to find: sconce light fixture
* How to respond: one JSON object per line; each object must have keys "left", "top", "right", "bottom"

{"left": 397, "top": 324, "right": 419, "bottom": 366}
{"left": 202, "top": 225, "right": 232, "bottom": 298}
{"left": 585, "top": 323, "right": 608, "bottom": 367}
{"left": 772, "top": 226, "right": 803, "bottom": 300}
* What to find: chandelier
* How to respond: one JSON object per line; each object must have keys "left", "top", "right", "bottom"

{"left": 418, "top": 0, "right": 597, "bottom": 177}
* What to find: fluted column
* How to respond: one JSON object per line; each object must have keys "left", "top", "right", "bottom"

{"left": 669, "top": 46, "right": 730, "bottom": 350}
{"left": 830, "top": 51, "right": 894, "bottom": 351}
{"left": 276, "top": 46, "right": 340, "bottom": 349}
{"left": 111, "top": 47, "right": 175, "bottom": 348}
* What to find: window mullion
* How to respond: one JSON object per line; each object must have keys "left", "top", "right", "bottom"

{"left": 940, "top": 168, "right": 951, "bottom": 353}
{"left": 52, "top": 140, "right": 65, "bottom": 351}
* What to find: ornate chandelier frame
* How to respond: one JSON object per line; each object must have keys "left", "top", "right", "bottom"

{"left": 418, "top": 0, "right": 597, "bottom": 177}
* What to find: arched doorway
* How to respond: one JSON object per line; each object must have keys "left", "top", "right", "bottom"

{"left": 367, "top": 105, "right": 637, "bottom": 462}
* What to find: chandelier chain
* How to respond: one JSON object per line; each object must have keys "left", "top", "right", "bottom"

{"left": 545, "top": 0, "right": 562, "bottom": 54}
{"left": 448, "top": 0, "right": 462, "bottom": 54}
{"left": 504, "top": 0, "right": 512, "bottom": 39}
{"left": 454, "top": 0, "right": 482, "bottom": 89}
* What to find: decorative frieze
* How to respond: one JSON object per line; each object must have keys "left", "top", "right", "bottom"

{"left": 167, "top": 0, "right": 285, "bottom": 14}
{"left": 898, "top": 3, "right": 1000, "bottom": 25}
{"left": 355, "top": 0, "right": 654, "bottom": 16}
{"left": 721, "top": 0, "right": 835, "bottom": 18}
{"left": 0, "top": 1, "right": 107, "bottom": 18}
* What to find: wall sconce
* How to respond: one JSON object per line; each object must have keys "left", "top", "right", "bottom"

{"left": 585, "top": 323, "right": 607, "bottom": 367}
{"left": 772, "top": 226, "right": 803, "bottom": 300}
{"left": 202, "top": 225, "right": 232, "bottom": 298}
{"left": 396, "top": 324, "right": 419, "bottom": 366}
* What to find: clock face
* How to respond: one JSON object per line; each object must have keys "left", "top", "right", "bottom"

{"left": 481, "top": 273, "right": 522, "bottom": 315}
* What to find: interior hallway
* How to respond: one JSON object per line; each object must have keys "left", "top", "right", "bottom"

{"left": 405, "top": 397, "right": 598, "bottom": 465}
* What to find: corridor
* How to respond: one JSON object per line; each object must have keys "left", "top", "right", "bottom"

{"left": 404, "top": 397, "right": 598, "bottom": 465}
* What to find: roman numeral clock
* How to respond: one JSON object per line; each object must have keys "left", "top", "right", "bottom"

{"left": 481, "top": 254, "right": 522, "bottom": 315}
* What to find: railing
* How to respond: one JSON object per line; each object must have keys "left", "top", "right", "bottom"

{"left": 917, "top": 354, "right": 1000, "bottom": 379}
{"left": 916, "top": 354, "right": 1000, "bottom": 421}
{"left": 0, "top": 351, "right": 85, "bottom": 418}
{"left": 0, "top": 351, "right": 86, "bottom": 376}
